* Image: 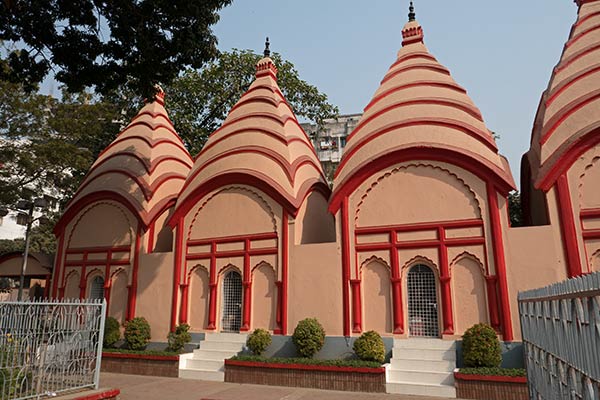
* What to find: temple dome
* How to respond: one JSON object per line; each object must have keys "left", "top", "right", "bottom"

{"left": 172, "top": 54, "right": 329, "bottom": 221}
{"left": 56, "top": 92, "right": 193, "bottom": 231}
{"left": 330, "top": 14, "right": 515, "bottom": 211}
{"left": 525, "top": 0, "right": 600, "bottom": 190}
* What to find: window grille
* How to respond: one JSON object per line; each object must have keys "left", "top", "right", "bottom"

{"left": 221, "top": 271, "right": 242, "bottom": 332}
{"left": 89, "top": 276, "right": 104, "bottom": 300}
{"left": 407, "top": 264, "right": 440, "bottom": 338}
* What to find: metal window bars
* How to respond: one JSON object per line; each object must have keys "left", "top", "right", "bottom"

{"left": 0, "top": 299, "right": 106, "bottom": 400}
{"left": 519, "top": 272, "right": 600, "bottom": 399}
{"left": 407, "top": 264, "right": 440, "bottom": 338}
{"left": 221, "top": 271, "right": 242, "bottom": 333}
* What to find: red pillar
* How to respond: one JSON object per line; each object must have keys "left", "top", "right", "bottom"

{"left": 281, "top": 210, "right": 289, "bottom": 335}
{"left": 128, "top": 228, "right": 141, "bottom": 320}
{"left": 485, "top": 275, "right": 500, "bottom": 330}
{"left": 104, "top": 284, "right": 112, "bottom": 317}
{"left": 390, "top": 232, "right": 404, "bottom": 334}
{"left": 170, "top": 220, "right": 184, "bottom": 332}
{"left": 207, "top": 242, "right": 218, "bottom": 330}
{"left": 438, "top": 227, "right": 454, "bottom": 335}
{"left": 241, "top": 239, "right": 252, "bottom": 331}
{"left": 51, "top": 234, "right": 65, "bottom": 298}
{"left": 179, "top": 283, "right": 189, "bottom": 324}
{"left": 556, "top": 174, "right": 583, "bottom": 277}
{"left": 486, "top": 183, "right": 514, "bottom": 341}
{"left": 274, "top": 280, "right": 283, "bottom": 333}
{"left": 350, "top": 279, "right": 362, "bottom": 333}
{"left": 79, "top": 255, "right": 88, "bottom": 299}
{"left": 341, "top": 197, "right": 351, "bottom": 336}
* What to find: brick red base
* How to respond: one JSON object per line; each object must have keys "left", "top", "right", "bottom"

{"left": 224, "top": 360, "right": 385, "bottom": 392}
{"left": 101, "top": 353, "right": 179, "bottom": 377}
{"left": 454, "top": 373, "right": 528, "bottom": 400}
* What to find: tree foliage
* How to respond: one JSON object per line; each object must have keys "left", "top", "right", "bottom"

{"left": 164, "top": 50, "right": 339, "bottom": 155}
{"left": 508, "top": 191, "right": 523, "bottom": 227}
{"left": 0, "top": 0, "right": 232, "bottom": 97}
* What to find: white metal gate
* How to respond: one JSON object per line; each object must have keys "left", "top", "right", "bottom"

{"left": 407, "top": 264, "right": 440, "bottom": 337}
{"left": 221, "top": 270, "right": 242, "bottom": 332}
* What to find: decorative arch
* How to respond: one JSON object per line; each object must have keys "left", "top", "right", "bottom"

{"left": 577, "top": 154, "right": 600, "bottom": 206}
{"left": 355, "top": 162, "right": 482, "bottom": 227}
{"left": 359, "top": 256, "right": 391, "bottom": 276}
{"left": 85, "top": 268, "right": 105, "bottom": 282}
{"left": 218, "top": 263, "right": 242, "bottom": 277}
{"left": 187, "top": 186, "right": 277, "bottom": 241}
{"left": 361, "top": 257, "right": 393, "bottom": 334}
{"left": 251, "top": 262, "right": 277, "bottom": 331}
{"left": 66, "top": 201, "right": 135, "bottom": 249}
{"left": 401, "top": 255, "right": 439, "bottom": 278}
{"left": 110, "top": 267, "right": 128, "bottom": 283}
{"left": 450, "top": 251, "right": 486, "bottom": 277}
{"left": 188, "top": 264, "right": 209, "bottom": 282}
{"left": 251, "top": 261, "right": 276, "bottom": 275}
{"left": 589, "top": 249, "right": 600, "bottom": 272}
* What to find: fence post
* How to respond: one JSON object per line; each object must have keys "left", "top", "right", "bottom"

{"left": 94, "top": 299, "right": 107, "bottom": 390}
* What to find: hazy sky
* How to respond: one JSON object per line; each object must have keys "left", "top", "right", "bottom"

{"left": 212, "top": 1, "right": 577, "bottom": 186}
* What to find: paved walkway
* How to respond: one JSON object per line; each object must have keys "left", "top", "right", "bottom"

{"left": 100, "top": 373, "right": 458, "bottom": 400}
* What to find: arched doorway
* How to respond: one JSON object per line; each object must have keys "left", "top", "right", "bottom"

{"left": 407, "top": 265, "right": 439, "bottom": 338}
{"left": 221, "top": 270, "right": 242, "bottom": 332}
{"left": 89, "top": 276, "right": 105, "bottom": 301}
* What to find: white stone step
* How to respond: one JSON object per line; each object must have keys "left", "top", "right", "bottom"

{"left": 392, "top": 347, "right": 455, "bottom": 361}
{"left": 393, "top": 338, "right": 456, "bottom": 350}
{"left": 192, "top": 349, "right": 240, "bottom": 360}
{"left": 198, "top": 340, "right": 245, "bottom": 352}
{"left": 184, "top": 358, "right": 224, "bottom": 371}
{"left": 388, "top": 369, "right": 454, "bottom": 386}
{"left": 203, "top": 332, "right": 248, "bottom": 343}
{"left": 390, "top": 357, "right": 455, "bottom": 372}
{"left": 178, "top": 367, "right": 224, "bottom": 381}
{"left": 386, "top": 382, "right": 456, "bottom": 398}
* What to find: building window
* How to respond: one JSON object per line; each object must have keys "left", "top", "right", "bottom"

{"left": 16, "top": 213, "right": 28, "bottom": 226}
{"left": 89, "top": 276, "right": 105, "bottom": 301}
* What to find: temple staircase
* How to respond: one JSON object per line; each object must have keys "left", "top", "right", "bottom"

{"left": 386, "top": 338, "right": 456, "bottom": 398}
{"left": 178, "top": 332, "right": 247, "bottom": 381}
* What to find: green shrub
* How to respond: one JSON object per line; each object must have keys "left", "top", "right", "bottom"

{"left": 353, "top": 331, "right": 385, "bottom": 363}
{"left": 462, "top": 323, "right": 502, "bottom": 368}
{"left": 167, "top": 323, "right": 191, "bottom": 353}
{"left": 230, "top": 355, "right": 381, "bottom": 369}
{"left": 124, "top": 317, "right": 151, "bottom": 351}
{"left": 459, "top": 367, "right": 526, "bottom": 377}
{"left": 292, "top": 318, "right": 325, "bottom": 358}
{"left": 103, "top": 316, "right": 121, "bottom": 348}
{"left": 246, "top": 328, "right": 272, "bottom": 356}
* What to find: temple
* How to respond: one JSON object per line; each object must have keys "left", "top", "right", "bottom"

{"left": 46, "top": 0, "right": 600, "bottom": 395}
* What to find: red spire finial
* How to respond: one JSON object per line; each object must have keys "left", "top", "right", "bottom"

{"left": 402, "top": 1, "right": 424, "bottom": 46}
{"left": 256, "top": 37, "right": 278, "bottom": 78}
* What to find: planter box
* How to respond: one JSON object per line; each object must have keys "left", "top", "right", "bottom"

{"left": 454, "top": 372, "right": 528, "bottom": 400}
{"left": 224, "top": 360, "right": 385, "bottom": 392}
{"left": 101, "top": 352, "right": 179, "bottom": 377}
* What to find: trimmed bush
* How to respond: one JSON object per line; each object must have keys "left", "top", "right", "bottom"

{"left": 246, "top": 328, "right": 272, "bottom": 356}
{"left": 459, "top": 367, "right": 526, "bottom": 377}
{"left": 167, "top": 323, "right": 191, "bottom": 353}
{"left": 124, "top": 317, "right": 151, "bottom": 351}
{"left": 462, "top": 323, "right": 502, "bottom": 368}
{"left": 353, "top": 331, "right": 385, "bottom": 363}
{"left": 292, "top": 318, "right": 325, "bottom": 358}
{"left": 103, "top": 316, "right": 120, "bottom": 348}
{"left": 230, "top": 355, "right": 382, "bottom": 369}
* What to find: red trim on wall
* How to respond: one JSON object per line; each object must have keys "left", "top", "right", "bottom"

{"left": 486, "top": 184, "right": 514, "bottom": 341}
{"left": 330, "top": 147, "right": 515, "bottom": 214}
{"left": 128, "top": 228, "right": 142, "bottom": 320}
{"left": 453, "top": 372, "right": 527, "bottom": 384}
{"left": 179, "top": 283, "right": 189, "bottom": 325}
{"left": 485, "top": 275, "right": 501, "bottom": 331}
{"left": 208, "top": 242, "right": 217, "bottom": 330}
{"left": 350, "top": 279, "right": 362, "bottom": 333}
{"left": 281, "top": 210, "right": 289, "bottom": 335}
{"left": 556, "top": 175, "right": 583, "bottom": 277}
{"left": 224, "top": 359, "right": 385, "bottom": 374}
{"left": 52, "top": 234, "right": 65, "bottom": 298}
{"left": 389, "top": 233, "right": 403, "bottom": 334}
{"left": 380, "top": 63, "right": 450, "bottom": 84}
{"left": 341, "top": 197, "right": 351, "bottom": 337}
{"left": 554, "top": 42, "right": 600, "bottom": 75}
{"left": 438, "top": 227, "right": 454, "bottom": 335}
{"left": 546, "top": 65, "right": 600, "bottom": 107}
{"left": 171, "top": 220, "right": 184, "bottom": 332}
{"left": 241, "top": 239, "right": 252, "bottom": 331}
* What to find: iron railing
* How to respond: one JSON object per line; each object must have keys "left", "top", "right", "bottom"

{"left": 0, "top": 299, "right": 106, "bottom": 400}
{"left": 519, "top": 272, "right": 600, "bottom": 399}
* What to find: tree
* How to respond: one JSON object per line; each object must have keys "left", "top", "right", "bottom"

{"left": 0, "top": 0, "right": 233, "bottom": 97}
{"left": 509, "top": 191, "right": 523, "bottom": 227}
{"left": 164, "top": 50, "right": 339, "bottom": 155}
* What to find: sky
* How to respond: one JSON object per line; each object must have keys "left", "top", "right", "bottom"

{"left": 211, "top": 0, "right": 577, "bottom": 186}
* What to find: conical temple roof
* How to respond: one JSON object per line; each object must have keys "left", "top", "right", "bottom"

{"left": 526, "top": 0, "right": 600, "bottom": 190}
{"left": 56, "top": 92, "right": 193, "bottom": 232}
{"left": 330, "top": 10, "right": 515, "bottom": 211}
{"left": 171, "top": 51, "right": 329, "bottom": 222}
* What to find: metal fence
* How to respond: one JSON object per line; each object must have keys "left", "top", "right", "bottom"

{"left": 0, "top": 299, "right": 106, "bottom": 400}
{"left": 518, "top": 272, "right": 600, "bottom": 400}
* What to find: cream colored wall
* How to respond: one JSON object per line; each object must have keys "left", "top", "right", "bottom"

{"left": 451, "top": 256, "right": 488, "bottom": 333}
{"left": 288, "top": 230, "right": 343, "bottom": 335}
{"left": 135, "top": 253, "right": 174, "bottom": 341}
{"left": 505, "top": 225, "right": 568, "bottom": 340}
{"left": 294, "top": 191, "right": 335, "bottom": 244}
{"left": 109, "top": 270, "right": 129, "bottom": 324}
{"left": 152, "top": 206, "right": 174, "bottom": 253}
{"left": 188, "top": 266, "right": 210, "bottom": 331}
{"left": 64, "top": 269, "right": 80, "bottom": 299}
{"left": 362, "top": 260, "right": 393, "bottom": 334}
{"left": 251, "top": 263, "right": 277, "bottom": 331}
{"left": 66, "top": 202, "right": 135, "bottom": 249}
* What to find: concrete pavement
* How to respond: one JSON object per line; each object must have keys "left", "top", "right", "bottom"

{"left": 100, "top": 373, "right": 460, "bottom": 400}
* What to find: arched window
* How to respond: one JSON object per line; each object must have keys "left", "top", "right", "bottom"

{"left": 90, "top": 276, "right": 105, "bottom": 301}
{"left": 407, "top": 264, "right": 439, "bottom": 337}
